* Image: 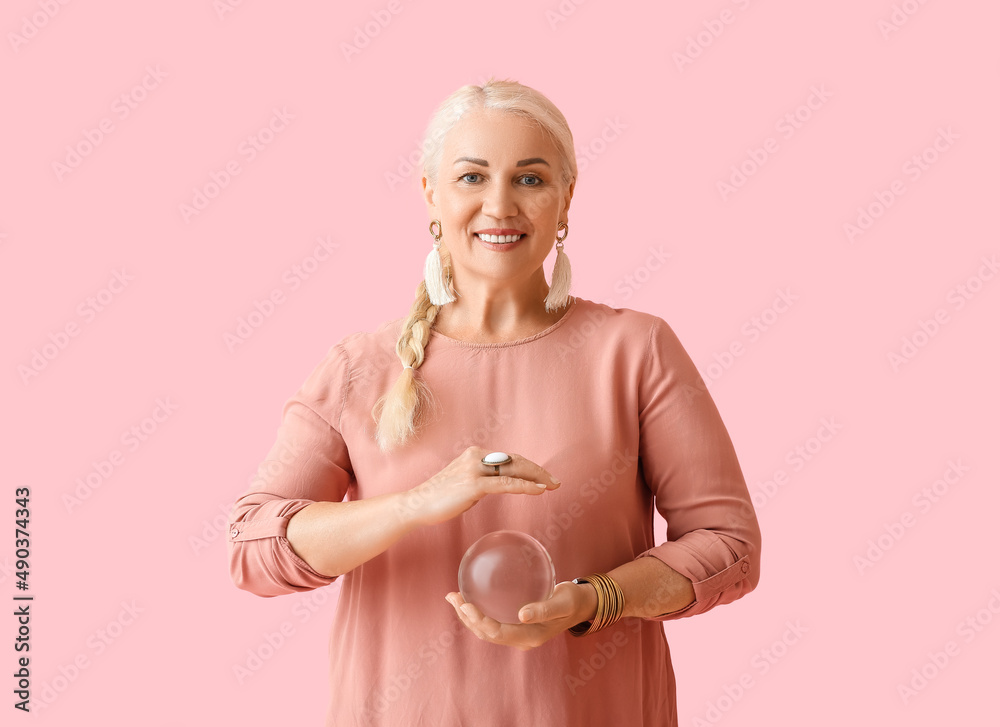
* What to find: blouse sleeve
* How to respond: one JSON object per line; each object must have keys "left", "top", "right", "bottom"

{"left": 227, "top": 343, "right": 355, "bottom": 598}
{"left": 636, "top": 316, "right": 762, "bottom": 621}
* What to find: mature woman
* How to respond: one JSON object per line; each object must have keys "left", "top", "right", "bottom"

{"left": 228, "top": 78, "right": 761, "bottom": 726}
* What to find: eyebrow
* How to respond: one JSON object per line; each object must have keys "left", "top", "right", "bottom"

{"left": 453, "top": 156, "right": 550, "bottom": 167}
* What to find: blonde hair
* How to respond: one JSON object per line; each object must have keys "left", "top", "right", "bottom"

{"left": 371, "top": 77, "right": 578, "bottom": 453}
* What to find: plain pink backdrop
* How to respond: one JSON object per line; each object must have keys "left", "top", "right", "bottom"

{"left": 3, "top": 0, "right": 998, "bottom": 724}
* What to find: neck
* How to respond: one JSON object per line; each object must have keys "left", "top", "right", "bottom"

{"left": 433, "top": 268, "right": 564, "bottom": 342}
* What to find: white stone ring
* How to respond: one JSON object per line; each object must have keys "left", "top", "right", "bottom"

{"left": 481, "top": 451, "right": 513, "bottom": 476}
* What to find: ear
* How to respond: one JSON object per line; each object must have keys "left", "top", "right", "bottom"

{"left": 422, "top": 176, "right": 437, "bottom": 212}
{"left": 562, "top": 178, "right": 575, "bottom": 215}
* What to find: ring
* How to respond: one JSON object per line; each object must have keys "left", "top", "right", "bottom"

{"left": 481, "top": 451, "right": 512, "bottom": 476}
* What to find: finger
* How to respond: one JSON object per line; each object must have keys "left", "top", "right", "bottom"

{"left": 506, "top": 452, "right": 562, "bottom": 489}
{"left": 472, "top": 449, "right": 562, "bottom": 491}
{"left": 464, "top": 606, "right": 503, "bottom": 641}
{"left": 446, "top": 593, "right": 494, "bottom": 639}
{"left": 476, "top": 474, "right": 560, "bottom": 498}
{"left": 518, "top": 586, "right": 576, "bottom": 624}
{"left": 460, "top": 605, "right": 499, "bottom": 642}
{"left": 447, "top": 595, "right": 479, "bottom": 632}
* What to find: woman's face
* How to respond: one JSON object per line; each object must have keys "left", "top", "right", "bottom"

{"left": 423, "top": 108, "right": 574, "bottom": 290}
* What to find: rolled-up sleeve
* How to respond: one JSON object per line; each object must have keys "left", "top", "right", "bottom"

{"left": 636, "top": 317, "right": 762, "bottom": 621}
{"left": 228, "top": 343, "right": 355, "bottom": 598}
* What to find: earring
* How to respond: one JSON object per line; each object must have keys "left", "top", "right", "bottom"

{"left": 544, "top": 222, "right": 572, "bottom": 312}
{"left": 424, "top": 219, "right": 456, "bottom": 305}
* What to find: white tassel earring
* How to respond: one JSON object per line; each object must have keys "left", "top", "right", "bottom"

{"left": 544, "top": 221, "right": 572, "bottom": 312}
{"left": 424, "top": 219, "right": 456, "bottom": 305}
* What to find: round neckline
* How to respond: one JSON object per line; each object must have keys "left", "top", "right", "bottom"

{"left": 429, "top": 296, "right": 580, "bottom": 349}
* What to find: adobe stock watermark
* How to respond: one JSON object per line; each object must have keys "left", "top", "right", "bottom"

{"left": 575, "top": 117, "right": 627, "bottom": 174}
{"left": 63, "top": 398, "right": 180, "bottom": 514}
{"left": 233, "top": 587, "right": 337, "bottom": 684}
{"left": 739, "top": 416, "right": 844, "bottom": 515}
{"left": 223, "top": 235, "right": 339, "bottom": 352}
{"left": 394, "top": 413, "right": 516, "bottom": 521}
{"left": 694, "top": 619, "right": 808, "bottom": 726}
{"left": 843, "top": 126, "right": 959, "bottom": 243}
{"left": 7, "top": 0, "right": 72, "bottom": 53}
{"left": 695, "top": 288, "right": 797, "bottom": 390}
{"left": 191, "top": 438, "right": 307, "bottom": 557}
{"left": 878, "top": 0, "right": 932, "bottom": 39}
{"left": 362, "top": 617, "right": 466, "bottom": 720}
{"left": 51, "top": 64, "right": 168, "bottom": 181}
{"left": 17, "top": 268, "right": 135, "bottom": 385}
{"left": 178, "top": 106, "right": 295, "bottom": 223}
{"left": 571, "top": 449, "right": 638, "bottom": 507}
{"left": 598, "top": 245, "right": 671, "bottom": 307}
{"left": 672, "top": 0, "right": 754, "bottom": 71}
{"left": 28, "top": 600, "right": 143, "bottom": 712}
{"left": 340, "top": 0, "right": 407, "bottom": 63}
{"left": 191, "top": 501, "right": 241, "bottom": 557}
{"left": 854, "top": 458, "right": 970, "bottom": 575}
{"left": 381, "top": 73, "right": 490, "bottom": 191}
{"left": 527, "top": 449, "right": 639, "bottom": 552}
{"left": 213, "top": 0, "right": 248, "bottom": 20}
{"left": 896, "top": 586, "right": 1000, "bottom": 705}
{"left": 717, "top": 84, "right": 833, "bottom": 202}
{"left": 385, "top": 123, "right": 450, "bottom": 192}
{"left": 352, "top": 345, "right": 402, "bottom": 398}
{"left": 443, "top": 409, "right": 515, "bottom": 460}
{"left": 554, "top": 247, "right": 669, "bottom": 363}
{"left": 545, "top": 0, "right": 589, "bottom": 31}
{"left": 564, "top": 621, "right": 642, "bottom": 695}
{"left": 887, "top": 254, "right": 997, "bottom": 373}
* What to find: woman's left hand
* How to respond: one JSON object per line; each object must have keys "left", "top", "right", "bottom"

{"left": 445, "top": 580, "right": 596, "bottom": 651}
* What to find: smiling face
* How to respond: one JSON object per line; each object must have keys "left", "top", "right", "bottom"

{"left": 423, "top": 107, "right": 574, "bottom": 290}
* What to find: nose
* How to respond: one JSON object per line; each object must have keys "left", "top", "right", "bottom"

{"left": 481, "top": 180, "right": 519, "bottom": 220}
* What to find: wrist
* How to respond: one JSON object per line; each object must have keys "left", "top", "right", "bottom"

{"left": 573, "top": 580, "right": 598, "bottom": 625}
{"left": 391, "top": 489, "right": 428, "bottom": 530}
{"left": 569, "top": 574, "right": 625, "bottom": 636}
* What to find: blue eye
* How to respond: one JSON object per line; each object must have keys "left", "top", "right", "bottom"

{"left": 458, "top": 173, "right": 543, "bottom": 185}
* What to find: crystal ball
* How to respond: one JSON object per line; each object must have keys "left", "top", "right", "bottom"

{"left": 458, "top": 530, "right": 556, "bottom": 624}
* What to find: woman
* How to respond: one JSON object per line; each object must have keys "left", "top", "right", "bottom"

{"left": 228, "top": 78, "right": 761, "bottom": 726}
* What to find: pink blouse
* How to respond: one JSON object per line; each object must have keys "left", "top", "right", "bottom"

{"left": 228, "top": 296, "right": 761, "bottom": 726}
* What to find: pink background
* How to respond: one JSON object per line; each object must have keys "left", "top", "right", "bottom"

{"left": 3, "top": 0, "right": 998, "bottom": 724}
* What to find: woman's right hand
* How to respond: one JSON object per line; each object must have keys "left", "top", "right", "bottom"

{"left": 400, "top": 446, "right": 561, "bottom": 527}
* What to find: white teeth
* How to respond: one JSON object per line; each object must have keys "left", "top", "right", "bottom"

{"left": 477, "top": 234, "right": 523, "bottom": 243}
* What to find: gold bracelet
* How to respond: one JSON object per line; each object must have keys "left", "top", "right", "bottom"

{"left": 569, "top": 573, "right": 624, "bottom": 637}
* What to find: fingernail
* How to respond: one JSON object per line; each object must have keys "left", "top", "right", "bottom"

{"left": 536, "top": 482, "right": 548, "bottom": 489}
{"left": 551, "top": 477, "right": 561, "bottom": 484}
{"left": 520, "top": 608, "right": 534, "bottom": 621}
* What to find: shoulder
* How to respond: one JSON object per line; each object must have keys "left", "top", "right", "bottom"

{"left": 291, "top": 317, "right": 403, "bottom": 421}
{"left": 328, "top": 314, "right": 405, "bottom": 363}
{"left": 570, "top": 297, "right": 677, "bottom": 349}
{"left": 295, "top": 315, "right": 402, "bottom": 394}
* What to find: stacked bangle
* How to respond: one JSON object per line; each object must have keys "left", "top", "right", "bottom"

{"left": 568, "top": 573, "right": 624, "bottom": 637}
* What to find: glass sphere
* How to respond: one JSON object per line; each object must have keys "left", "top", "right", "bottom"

{"left": 458, "top": 530, "right": 556, "bottom": 624}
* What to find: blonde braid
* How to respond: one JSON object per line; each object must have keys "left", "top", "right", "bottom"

{"left": 372, "top": 248, "right": 455, "bottom": 453}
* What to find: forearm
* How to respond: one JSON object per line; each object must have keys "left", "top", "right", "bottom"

{"left": 284, "top": 492, "right": 420, "bottom": 578}
{"left": 609, "top": 556, "right": 695, "bottom": 619}
{"left": 568, "top": 556, "right": 694, "bottom": 630}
